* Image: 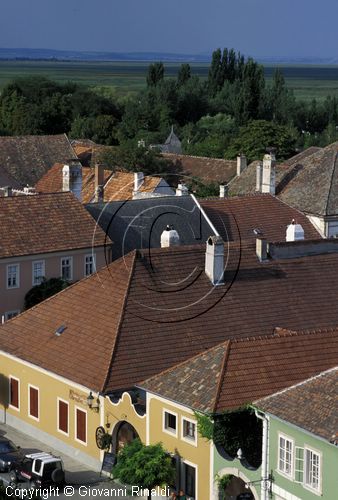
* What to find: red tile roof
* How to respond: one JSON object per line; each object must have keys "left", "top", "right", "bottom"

{"left": 36, "top": 165, "right": 163, "bottom": 203}
{"left": 2, "top": 239, "right": 338, "bottom": 395}
{"left": 162, "top": 153, "right": 236, "bottom": 184}
{"left": 140, "top": 328, "right": 338, "bottom": 412}
{"left": 200, "top": 194, "right": 321, "bottom": 242}
{"left": 0, "top": 192, "right": 108, "bottom": 259}
{"left": 256, "top": 366, "right": 338, "bottom": 442}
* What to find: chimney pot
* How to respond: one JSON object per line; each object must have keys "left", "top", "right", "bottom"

{"left": 205, "top": 235, "right": 224, "bottom": 285}
{"left": 176, "top": 182, "right": 189, "bottom": 196}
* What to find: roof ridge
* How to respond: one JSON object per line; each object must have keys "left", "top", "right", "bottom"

{"left": 212, "top": 340, "right": 232, "bottom": 413}
{"left": 163, "top": 152, "right": 235, "bottom": 162}
{"left": 230, "top": 325, "right": 338, "bottom": 344}
{"left": 255, "top": 365, "right": 338, "bottom": 406}
{"left": 102, "top": 251, "right": 138, "bottom": 393}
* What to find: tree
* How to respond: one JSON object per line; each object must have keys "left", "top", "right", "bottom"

{"left": 112, "top": 439, "right": 175, "bottom": 500}
{"left": 225, "top": 119, "right": 297, "bottom": 162}
{"left": 146, "top": 62, "right": 165, "bottom": 87}
{"left": 24, "top": 278, "right": 69, "bottom": 310}
{"left": 177, "top": 63, "right": 191, "bottom": 86}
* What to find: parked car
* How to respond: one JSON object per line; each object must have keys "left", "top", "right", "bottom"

{"left": 9, "top": 452, "right": 65, "bottom": 489}
{"left": 0, "top": 437, "right": 23, "bottom": 472}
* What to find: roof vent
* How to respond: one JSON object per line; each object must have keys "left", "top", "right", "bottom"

{"left": 55, "top": 325, "right": 67, "bottom": 337}
{"left": 286, "top": 219, "right": 305, "bottom": 242}
{"left": 134, "top": 172, "right": 144, "bottom": 193}
{"left": 161, "top": 225, "right": 180, "bottom": 248}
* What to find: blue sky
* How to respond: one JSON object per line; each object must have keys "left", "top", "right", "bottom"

{"left": 0, "top": 0, "right": 337, "bottom": 57}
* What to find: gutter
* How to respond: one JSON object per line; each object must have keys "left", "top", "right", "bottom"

{"left": 254, "top": 408, "right": 270, "bottom": 500}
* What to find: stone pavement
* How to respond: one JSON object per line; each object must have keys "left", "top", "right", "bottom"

{"left": 0, "top": 423, "right": 169, "bottom": 499}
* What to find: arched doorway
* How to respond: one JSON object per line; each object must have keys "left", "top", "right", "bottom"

{"left": 214, "top": 468, "right": 259, "bottom": 500}
{"left": 111, "top": 420, "right": 139, "bottom": 454}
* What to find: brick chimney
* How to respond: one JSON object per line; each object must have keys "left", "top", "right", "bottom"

{"left": 62, "top": 162, "right": 82, "bottom": 201}
{"left": 237, "top": 154, "right": 247, "bottom": 176}
{"left": 161, "top": 225, "right": 180, "bottom": 247}
{"left": 205, "top": 236, "right": 224, "bottom": 285}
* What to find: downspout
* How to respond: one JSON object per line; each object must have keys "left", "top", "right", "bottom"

{"left": 255, "top": 409, "right": 269, "bottom": 500}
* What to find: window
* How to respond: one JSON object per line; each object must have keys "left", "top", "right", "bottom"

{"left": 7, "top": 264, "right": 19, "bottom": 289}
{"left": 28, "top": 385, "right": 39, "bottom": 420}
{"left": 32, "top": 260, "right": 45, "bottom": 286}
{"left": 183, "top": 462, "right": 196, "bottom": 498}
{"left": 75, "top": 408, "right": 87, "bottom": 444}
{"left": 84, "top": 254, "right": 96, "bottom": 277}
{"left": 182, "top": 417, "right": 197, "bottom": 444}
{"left": 61, "top": 257, "right": 72, "bottom": 281}
{"left": 57, "top": 399, "right": 69, "bottom": 435}
{"left": 4, "top": 310, "right": 20, "bottom": 321}
{"left": 163, "top": 410, "right": 177, "bottom": 436}
{"left": 9, "top": 377, "right": 19, "bottom": 410}
{"left": 278, "top": 434, "right": 294, "bottom": 477}
{"left": 304, "top": 447, "right": 321, "bottom": 492}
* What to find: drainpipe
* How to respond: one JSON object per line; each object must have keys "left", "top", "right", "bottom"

{"left": 255, "top": 408, "right": 269, "bottom": 500}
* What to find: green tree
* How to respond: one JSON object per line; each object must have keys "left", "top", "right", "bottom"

{"left": 146, "top": 62, "right": 165, "bottom": 87}
{"left": 207, "top": 48, "right": 222, "bottom": 96}
{"left": 177, "top": 63, "right": 191, "bottom": 86}
{"left": 225, "top": 119, "right": 297, "bottom": 161}
{"left": 24, "top": 278, "right": 69, "bottom": 310}
{"left": 112, "top": 439, "right": 175, "bottom": 500}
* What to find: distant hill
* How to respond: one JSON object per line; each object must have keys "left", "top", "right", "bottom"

{"left": 0, "top": 48, "right": 337, "bottom": 65}
{"left": 0, "top": 48, "right": 210, "bottom": 62}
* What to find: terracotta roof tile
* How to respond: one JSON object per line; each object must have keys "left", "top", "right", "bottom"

{"left": 0, "top": 192, "right": 107, "bottom": 258}
{"left": 2, "top": 240, "right": 338, "bottom": 395}
{"left": 162, "top": 153, "right": 236, "bottom": 184}
{"left": 0, "top": 134, "right": 76, "bottom": 186}
{"left": 256, "top": 367, "right": 338, "bottom": 442}
{"left": 200, "top": 194, "right": 321, "bottom": 242}
{"left": 36, "top": 166, "right": 162, "bottom": 203}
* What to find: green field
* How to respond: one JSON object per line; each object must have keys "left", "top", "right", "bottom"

{"left": 1, "top": 60, "right": 338, "bottom": 101}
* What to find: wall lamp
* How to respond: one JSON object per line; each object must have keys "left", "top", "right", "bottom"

{"left": 87, "top": 391, "right": 100, "bottom": 412}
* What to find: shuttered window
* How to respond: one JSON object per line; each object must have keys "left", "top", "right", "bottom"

{"left": 29, "top": 386, "right": 39, "bottom": 419}
{"left": 58, "top": 400, "right": 69, "bottom": 434}
{"left": 10, "top": 378, "right": 19, "bottom": 409}
{"left": 76, "top": 408, "right": 87, "bottom": 444}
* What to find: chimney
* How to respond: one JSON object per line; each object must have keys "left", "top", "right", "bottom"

{"left": 161, "top": 225, "right": 180, "bottom": 248}
{"left": 286, "top": 220, "right": 305, "bottom": 242}
{"left": 95, "top": 185, "right": 104, "bottom": 203}
{"left": 237, "top": 154, "right": 247, "bottom": 176}
{"left": 219, "top": 185, "right": 226, "bottom": 198}
{"left": 256, "top": 237, "right": 268, "bottom": 261}
{"left": 62, "top": 162, "right": 82, "bottom": 201}
{"left": 205, "top": 236, "right": 224, "bottom": 285}
{"left": 3, "top": 186, "right": 12, "bottom": 197}
{"left": 176, "top": 182, "right": 189, "bottom": 196}
{"left": 134, "top": 172, "right": 144, "bottom": 193}
{"left": 261, "top": 151, "right": 276, "bottom": 195}
{"left": 94, "top": 164, "right": 104, "bottom": 202}
{"left": 256, "top": 162, "right": 263, "bottom": 191}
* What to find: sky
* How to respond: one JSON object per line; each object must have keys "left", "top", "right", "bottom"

{"left": 0, "top": 0, "right": 337, "bottom": 58}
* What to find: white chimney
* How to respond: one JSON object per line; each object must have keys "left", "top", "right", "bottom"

{"left": 261, "top": 152, "right": 276, "bottom": 195}
{"left": 3, "top": 186, "right": 12, "bottom": 197}
{"left": 256, "top": 162, "right": 263, "bottom": 191}
{"left": 286, "top": 220, "right": 305, "bottom": 242}
{"left": 237, "top": 154, "right": 247, "bottom": 176}
{"left": 176, "top": 182, "right": 189, "bottom": 196}
{"left": 161, "top": 225, "right": 180, "bottom": 247}
{"left": 205, "top": 236, "right": 224, "bottom": 286}
{"left": 256, "top": 238, "right": 268, "bottom": 261}
{"left": 134, "top": 172, "right": 144, "bottom": 192}
{"left": 62, "top": 163, "right": 82, "bottom": 201}
{"left": 219, "top": 185, "right": 226, "bottom": 198}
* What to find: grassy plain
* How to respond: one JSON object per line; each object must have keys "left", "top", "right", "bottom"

{"left": 1, "top": 60, "right": 338, "bottom": 101}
